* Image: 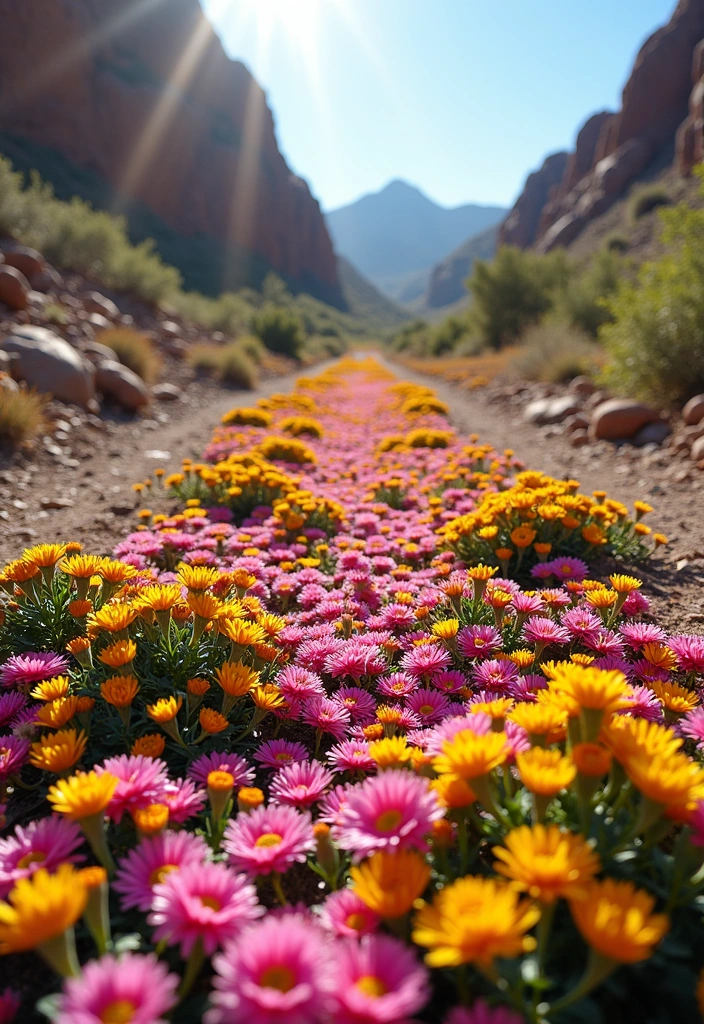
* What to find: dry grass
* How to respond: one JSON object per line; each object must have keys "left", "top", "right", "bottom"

{"left": 511, "top": 321, "right": 602, "bottom": 383}
{"left": 399, "top": 348, "right": 516, "bottom": 387}
{"left": 97, "top": 329, "right": 162, "bottom": 385}
{"left": 0, "top": 386, "right": 46, "bottom": 447}
{"left": 188, "top": 342, "right": 258, "bottom": 389}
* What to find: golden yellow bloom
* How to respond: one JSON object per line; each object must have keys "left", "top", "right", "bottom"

{"left": 101, "top": 675, "right": 139, "bottom": 708}
{"left": 642, "top": 643, "right": 678, "bottom": 672}
{"left": 510, "top": 702, "right": 567, "bottom": 739}
{"left": 572, "top": 742, "right": 612, "bottom": 777}
{"left": 510, "top": 526, "right": 537, "bottom": 548}
{"left": 66, "top": 636, "right": 92, "bottom": 656}
{"left": 208, "top": 770, "right": 235, "bottom": 793}
{"left": 187, "top": 591, "right": 223, "bottom": 621}
{"left": 624, "top": 750, "right": 704, "bottom": 810}
{"left": 433, "top": 731, "right": 507, "bottom": 782}
{"left": 582, "top": 524, "right": 607, "bottom": 546}
{"left": 218, "top": 617, "right": 267, "bottom": 647}
{"left": 98, "top": 560, "right": 139, "bottom": 584}
{"left": 133, "top": 804, "right": 169, "bottom": 836}
{"left": 376, "top": 705, "right": 403, "bottom": 726}
{"left": 549, "top": 665, "right": 632, "bottom": 715}
{"left": 570, "top": 878, "right": 668, "bottom": 963}
{"left": 48, "top": 770, "right": 118, "bottom": 819}
{"left": 238, "top": 787, "right": 265, "bottom": 811}
{"left": 131, "top": 734, "right": 166, "bottom": 758}
{"left": 88, "top": 603, "right": 138, "bottom": 634}
{"left": 97, "top": 639, "right": 137, "bottom": 669}
{"left": 601, "top": 717, "right": 682, "bottom": 763}
{"left": 215, "top": 661, "right": 259, "bottom": 698}
{"left": 2, "top": 559, "right": 39, "bottom": 583}
{"left": 431, "top": 619, "right": 460, "bottom": 640}
{"left": 177, "top": 564, "right": 222, "bottom": 591}
{"left": 493, "top": 825, "right": 600, "bottom": 904}
{"left": 251, "top": 684, "right": 286, "bottom": 712}
{"left": 146, "top": 695, "right": 182, "bottom": 723}
{"left": 134, "top": 584, "right": 182, "bottom": 613}
{"left": 68, "top": 600, "right": 93, "bottom": 618}
{"left": 368, "top": 736, "right": 412, "bottom": 769}
{"left": 585, "top": 588, "right": 617, "bottom": 610}
{"left": 31, "top": 676, "right": 70, "bottom": 702}
{"left": 62, "top": 554, "right": 104, "bottom": 579}
{"left": 649, "top": 680, "right": 699, "bottom": 715}
{"left": 470, "top": 698, "right": 515, "bottom": 723}
{"left": 30, "top": 728, "right": 87, "bottom": 773}
{"left": 23, "top": 543, "right": 68, "bottom": 568}
{"left": 412, "top": 875, "right": 539, "bottom": 968}
{"left": 351, "top": 850, "right": 430, "bottom": 918}
{"left": 199, "top": 708, "right": 230, "bottom": 734}
{"left": 467, "top": 564, "right": 498, "bottom": 581}
{"left": 187, "top": 677, "right": 211, "bottom": 696}
{"left": 0, "top": 865, "right": 87, "bottom": 954}
{"left": 35, "top": 696, "right": 79, "bottom": 730}
{"left": 516, "top": 748, "right": 576, "bottom": 797}
{"left": 430, "top": 776, "right": 476, "bottom": 809}
{"left": 507, "top": 649, "right": 535, "bottom": 669}
{"left": 609, "top": 574, "right": 642, "bottom": 594}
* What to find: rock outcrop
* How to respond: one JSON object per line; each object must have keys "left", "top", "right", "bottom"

{"left": 0, "top": 0, "right": 340, "bottom": 301}
{"left": 501, "top": 0, "right": 704, "bottom": 251}
{"left": 499, "top": 153, "right": 569, "bottom": 249}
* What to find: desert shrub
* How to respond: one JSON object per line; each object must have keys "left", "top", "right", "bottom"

{"left": 0, "top": 386, "right": 45, "bottom": 447}
{"left": 171, "top": 291, "right": 253, "bottom": 336}
{"left": 556, "top": 249, "right": 622, "bottom": 337}
{"left": 188, "top": 342, "right": 257, "bottom": 389}
{"left": 97, "top": 328, "right": 162, "bottom": 384}
{"left": 43, "top": 302, "right": 70, "bottom": 326}
{"left": 237, "top": 334, "right": 266, "bottom": 365}
{"left": 605, "top": 232, "right": 630, "bottom": 253}
{"left": 513, "top": 320, "right": 601, "bottom": 383}
{"left": 251, "top": 306, "right": 305, "bottom": 359}
{"left": 302, "top": 334, "right": 348, "bottom": 363}
{"left": 628, "top": 183, "right": 671, "bottom": 224}
{"left": 468, "top": 247, "right": 570, "bottom": 349}
{"left": 430, "top": 315, "right": 473, "bottom": 355}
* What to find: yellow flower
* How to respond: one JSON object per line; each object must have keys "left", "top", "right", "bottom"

{"left": 351, "top": 850, "right": 430, "bottom": 918}
{"left": 23, "top": 543, "right": 68, "bottom": 568}
{"left": 251, "top": 684, "right": 286, "bottom": 711}
{"left": 31, "top": 676, "right": 71, "bottom": 702}
{"left": 0, "top": 865, "right": 87, "bottom": 954}
{"left": 549, "top": 665, "right": 632, "bottom": 715}
{"left": 585, "top": 588, "right": 617, "bottom": 610}
{"left": 218, "top": 618, "right": 267, "bottom": 647}
{"left": 238, "top": 787, "right": 265, "bottom": 811}
{"left": 516, "top": 748, "right": 576, "bottom": 797}
{"left": 98, "top": 560, "right": 139, "bottom": 584}
{"left": 97, "top": 639, "right": 137, "bottom": 669}
{"left": 101, "top": 675, "right": 139, "bottom": 708}
{"left": 48, "top": 770, "right": 118, "bottom": 819}
{"left": 493, "top": 825, "right": 600, "bottom": 904}
{"left": 649, "top": 680, "right": 699, "bottom": 715}
{"left": 368, "top": 736, "right": 412, "bottom": 769}
{"left": 187, "top": 677, "right": 211, "bottom": 696}
{"left": 624, "top": 750, "right": 704, "bottom": 810}
{"left": 62, "top": 554, "right": 104, "bottom": 579}
{"left": 35, "top": 696, "right": 79, "bottom": 730}
{"left": 199, "top": 708, "right": 230, "bottom": 734}
{"left": 609, "top": 574, "right": 642, "bottom": 593}
{"left": 509, "top": 702, "right": 567, "bottom": 740}
{"left": 133, "top": 804, "right": 169, "bottom": 836}
{"left": 570, "top": 879, "right": 668, "bottom": 963}
{"left": 187, "top": 591, "right": 223, "bottom": 621}
{"left": 572, "top": 742, "right": 612, "bottom": 777}
{"left": 134, "top": 584, "right": 183, "bottom": 613}
{"left": 582, "top": 524, "right": 607, "bottom": 546}
{"left": 433, "top": 731, "right": 507, "bottom": 782}
{"left": 88, "top": 603, "right": 138, "bottom": 634}
{"left": 430, "top": 776, "right": 476, "bottom": 809}
{"left": 30, "top": 728, "right": 87, "bottom": 773}
{"left": 642, "top": 643, "right": 678, "bottom": 672}
{"left": 131, "top": 734, "right": 166, "bottom": 758}
{"left": 601, "top": 717, "right": 682, "bottom": 763}
{"left": 177, "top": 564, "right": 222, "bottom": 591}
{"left": 146, "top": 695, "right": 183, "bottom": 723}
{"left": 412, "top": 875, "right": 539, "bottom": 968}
{"left": 215, "top": 661, "right": 259, "bottom": 698}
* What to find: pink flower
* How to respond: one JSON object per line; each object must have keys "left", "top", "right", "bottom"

{"left": 333, "top": 770, "right": 443, "bottom": 860}
{"left": 334, "top": 686, "right": 378, "bottom": 724}
{"left": 669, "top": 634, "right": 704, "bottom": 674}
{"left": 277, "top": 665, "right": 325, "bottom": 700}
{"left": 270, "top": 761, "right": 334, "bottom": 809}
{"left": 99, "top": 755, "right": 169, "bottom": 823}
{"left": 57, "top": 952, "right": 178, "bottom": 1024}
{"left": 332, "top": 934, "right": 429, "bottom": 1024}
{"left": 223, "top": 804, "right": 315, "bottom": 876}
{"left": 432, "top": 670, "right": 468, "bottom": 694}
{"left": 0, "top": 693, "right": 27, "bottom": 729}
{"left": 543, "top": 557, "right": 588, "bottom": 581}
{"left": 0, "top": 651, "right": 68, "bottom": 688}
{"left": 401, "top": 644, "right": 451, "bottom": 679}
{"left": 302, "top": 697, "right": 351, "bottom": 739}
{"left": 680, "top": 707, "right": 704, "bottom": 745}
{"left": 149, "top": 860, "right": 262, "bottom": 957}
{"left": 114, "top": 830, "right": 209, "bottom": 911}
{"left": 473, "top": 660, "right": 518, "bottom": 692}
{"left": 407, "top": 687, "right": 451, "bottom": 724}
{"left": 255, "top": 739, "right": 309, "bottom": 771}
{"left": 444, "top": 1000, "right": 525, "bottom": 1024}
{"left": 619, "top": 623, "right": 667, "bottom": 651}
{"left": 318, "top": 783, "right": 355, "bottom": 825}
{"left": 521, "top": 617, "right": 570, "bottom": 648}
{"left": 161, "top": 777, "right": 206, "bottom": 824}
{"left": 188, "top": 750, "right": 255, "bottom": 787}
{"left": 325, "top": 645, "right": 386, "bottom": 680}
{"left": 327, "top": 740, "right": 375, "bottom": 773}
{"left": 561, "top": 607, "right": 602, "bottom": 641}
{"left": 583, "top": 630, "right": 626, "bottom": 658}
{"left": 457, "top": 625, "right": 503, "bottom": 659}
{"left": 376, "top": 672, "right": 418, "bottom": 698}
{"left": 318, "top": 888, "right": 380, "bottom": 937}
{"left": 0, "top": 816, "right": 84, "bottom": 898}
{"left": 622, "top": 590, "right": 649, "bottom": 616}
{"left": 0, "top": 735, "right": 30, "bottom": 781}
{"left": 0, "top": 988, "right": 20, "bottom": 1024}
{"left": 621, "top": 685, "right": 663, "bottom": 722}
{"left": 424, "top": 714, "right": 491, "bottom": 755}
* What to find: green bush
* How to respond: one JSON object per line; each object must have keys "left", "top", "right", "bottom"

{"left": 605, "top": 232, "right": 630, "bottom": 253}
{"left": 251, "top": 306, "right": 305, "bottom": 358}
{"left": 512, "top": 320, "right": 600, "bottom": 383}
{"left": 188, "top": 342, "right": 257, "bottom": 389}
{"left": 627, "top": 184, "right": 671, "bottom": 224}
{"left": 556, "top": 249, "right": 622, "bottom": 337}
{"left": 601, "top": 177, "right": 704, "bottom": 406}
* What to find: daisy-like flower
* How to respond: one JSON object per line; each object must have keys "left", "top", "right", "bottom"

{"left": 149, "top": 860, "right": 262, "bottom": 957}
{"left": 325, "top": 646, "right": 387, "bottom": 680}
{"left": 333, "top": 770, "right": 444, "bottom": 860}
{"left": 544, "top": 556, "right": 589, "bottom": 581}
{"left": 457, "top": 625, "right": 503, "bottom": 660}
{"left": 424, "top": 714, "right": 492, "bottom": 756}
{"left": 0, "top": 817, "right": 84, "bottom": 898}
{"left": 332, "top": 934, "right": 429, "bottom": 1024}
{"left": 318, "top": 887, "right": 381, "bottom": 938}
{"left": 223, "top": 804, "right": 315, "bottom": 876}
{"left": 318, "top": 783, "right": 355, "bottom": 825}
{"left": 98, "top": 755, "right": 169, "bottom": 823}
{"left": 206, "top": 912, "right": 333, "bottom": 1024}
{"left": 493, "top": 825, "right": 600, "bottom": 904}
{"left": 327, "top": 740, "right": 375, "bottom": 773}
{"left": 619, "top": 623, "right": 667, "bottom": 652}
{"left": 0, "top": 735, "right": 30, "bottom": 782}
{"left": 407, "top": 687, "right": 451, "bottom": 725}
{"left": 302, "top": 696, "right": 351, "bottom": 739}
{"left": 255, "top": 739, "right": 309, "bottom": 771}
{"left": 187, "top": 750, "right": 255, "bottom": 788}
{"left": 350, "top": 849, "right": 431, "bottom": 918}
{"left": 570, "top": 878, "right": 668, "bottom": 963}
{"left": 161, "top": 778, "right": 206, "bottom": 824}
{"left": 681, "top": 707, "right": 704, "bottom": 746}
{"left": 521, "top": 617, "right": 570, "bottom": 650}
{"left": 401, "top": 644, "right": 452, "bottom": 680}
{"left": 669, "top": 634, "right": 704, "bottom": 674}
{"left": 0, "top": 652, "right": 68, "bottom": 689}
{"left": 432, "top": 669, "right": 468, "bottom": 695}
{"left": 114, "top": 830, "right": 209, "bottom": 911}
{"left": 473, "top": 660, "right": 518, "bottom": 692}
{"left": 270, "top": 761, "right": 334, "bottom": 808}
{"left": 0, "top": 863, "right": 87, "bottom": 956}
{"left": 376, "top": 672, "right": 418, "bottom": 698}
{"left": 0, "top": 693, "right": 27, "bottom": 729}
{"left": 334, "top": 686, "right": 378, "bottom": 724}
{"left": 56, "top": 952, "right": 178, "bottom": 1024}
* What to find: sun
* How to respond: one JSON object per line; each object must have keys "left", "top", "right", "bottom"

{"left": 230, "top": 0, "right": 328, "bottom": 53}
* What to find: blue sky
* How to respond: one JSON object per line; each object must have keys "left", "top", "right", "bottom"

{"left": 201, "top": 0, "right": 675, "bottom": 212}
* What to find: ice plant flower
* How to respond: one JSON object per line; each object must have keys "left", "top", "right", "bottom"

{"left": 56, "top": 952, "right": 179, "bottom": 1024}
{"left": 0, "top": 817, "right": 84, "bottom": 898}
{"left": 47, "top": 771, "right": 118, "bottom": 873}
{"left": 318, "top": 887, "right": 381, "bottom": 937}
{"left": 350, "top": 849, "right": 430, "bottom": 918}
{"left": 269, "top": 760, "right": 334, "bottom": 809}
{"left": 114, "top": 830, "right": 209, "bottom": 911}
{"left": 332, "top": 934, "right": 430, "bottom": 1024}
{"left": 493, "top": 825, "right": 600, "bottom": 903}
{"left": 223, "top": 804, "right": 315, "bottom": 875}
{"left": 570, "top": 878, "right": 668, "bottom": 962}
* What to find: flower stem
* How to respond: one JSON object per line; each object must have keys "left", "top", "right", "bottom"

{"left": 178, "top": 938, "right": 206, "bottom": 1000}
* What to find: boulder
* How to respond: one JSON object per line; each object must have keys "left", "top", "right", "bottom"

{"left": 0, "top": 265, "right": 30, "bottom": 311}
{"left": 542, "top": 395, "right": 581, "bottom": 424}
{"left": 1, "top": 244, "right": 45, "bottom": 280}
{"left": 683, "top": 393, "right": 704, "bottom": 425}
{"left": 590, "top": 399, "right": 660, "bottom": 440}
{"left": 633, "top": 421, "right": 672, "bottom": 447}
{"left": 152, "top": 383, "right": 184, "bottom": 402}
{"left": 95, "top": 360, "right": 150, "bottom": 411}
{"left": 84, "top": 291, "right": 119, "bottom": 319}
{"left": 28, "top": 265, "right": 64, "bottom": 293}
{"left": 569, "top": 375, "right": 596, "bottom": 396}
{"left": 1, "top": 325, "right": 96, "bottom": 407}
{"left": 159, "top": 320, "right": 183, "bottom": 339}
{"left": 524, "top": 399, "right": 551, "bottom": 425}
{"left": 86, "top": 312, "right": 113, "bottom": 332}
{"left": 82, "top": 342, "right": 120, "bottom": 365}
{"left": 569, "top": 429, "right": 590, "bottom": 448}
{"left": 564, "top": 413, "right": 591, "bottom": 434}
{"left": 692, "top": 435, "right": 704, "bottom": 462}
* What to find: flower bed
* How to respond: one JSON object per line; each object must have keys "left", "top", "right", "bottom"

{"left": 0, "top": 356, "right": 703, "bottom": 1024}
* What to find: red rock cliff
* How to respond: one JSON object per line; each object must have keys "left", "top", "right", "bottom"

{"left": 0, "top": 0, "right": 340, "bottom": 298}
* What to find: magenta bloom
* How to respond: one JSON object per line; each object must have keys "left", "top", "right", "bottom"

{"left": 376, "top": 672, "right": 418, "bottom": 698}
{"left": 302, "top": 697, "right": 351, "bottom": 739}
{"left": 161, "top": 777, "right": 206, "bottom": 824}
{"left": 407, "top": 687, "right": 451, "bottom": 724}
{"left": 334, "top": 686, "right": 378, "bottom": 724}
{"left": 332, "top": 934, "right": 429, "bottom": 1024}
{"left": 432, "top": 670, "right": 468, "bottom": 694}
{"left": 0, "top": 816, "right": 84, "bottom": 898}
{"left": 680, "top": 707, "right": 704, "bottom": 745}
{"left": 327, "top": 740, "right": 375, "bottom": 773}
{"left": 561, "top": 607, "right": 602, "bottom": 641}
{"left": 207, "top": 913, "right": 333, "bottom": 1024}
{"left": 318, "top": 888, "right": 380, "bottom": 938}
{"left": 114, "top": 830, "right": 209, "bottom": 911}
{"left": 57, "top": 952, "right": 178, "bottom": 1024}
{"left": 619, "top": 623, "right": 667, "bottom": 651}
{"left": 0, "top": 988, "right": 19, "bottom": 1024}
{"left": 277, "top": 665, "right": 325, "bottom": 700}
{"left": 270, "top": 761, "right": 334, "bottom": 809}
{"left": 149, "top": 860, "right": 262, "bottom": 957}
{"left": 457, "top": 625, "right": 503, "bottom": 659}
{"left": 223, "top": 804, "right": 315, "bottom": 876}
{"left": 99, "top": 755, "right": 169, "bottom": 823}
{"left": 0, "top": 693, "right": 27, "bottom": 729}
{"left": 544, "top": 556, "right": 588, "bottom": 581}
{"left": 318, "top": 783, "right": 355, "bottom": 825}
{"left": 521, "top": 617, "right": 570, "bottom": 648}
{"left": 0, "top": 651, "right": 68, "bottom": 689}
{"left": 473, "top": 659, "right": 518, "bottom": 692}
{"left": 669, "top": 634, "right": 704, "bottom": 674}
{"left": 444, "top": 1000, "right": 525, "bottom": 1024}
{"left": 188, "top": 750, "right": 255, "bottom": 788}
{"left": 401, "top": 644, "right": 452, "bottom": 679}
{"left": 255, "top": 739, "right": 309, "bottom": 771}
{"left": 425, "top": 714, "right": 491, "bottom": 755}
{"left": 333, "top": 770, "right": 443, "bottom": 860}
{"left": 325, "top": 645, "right": 386, "bottom": 680}
{"left": 0, "top": 735, "right": 30, "bottom": 781}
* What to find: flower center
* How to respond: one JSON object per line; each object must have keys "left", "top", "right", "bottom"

{"left": 149, "top": 864, "right": 178, "bottom": 886}
{"left": 374, "top": 809, "right": 403, "bottom": 832}
{"left": 99, "top": 1000, "right": 137, "bottom": 1024}
{"left": 345, "top": 912, "right": 367, "bottom": 931}
{"left": 418, "top": 704, "right": 434, "bottom": 716}
{"left": 356, "top": 975, "right": 388, "bottom": 998}
{"left": 255, "top": 832, "right": 283, "bottom": 847}
{"left": 200, "top": 896, "right": 221, "bottom": 911}
{"left": 17, "top": 851, "right": 46, "bottom": 870}
{"left": 274, "top": 752, "right": 293, "bottom": 761}
{"left": 260, "top": 965, "right": 296, "bottom": 993}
